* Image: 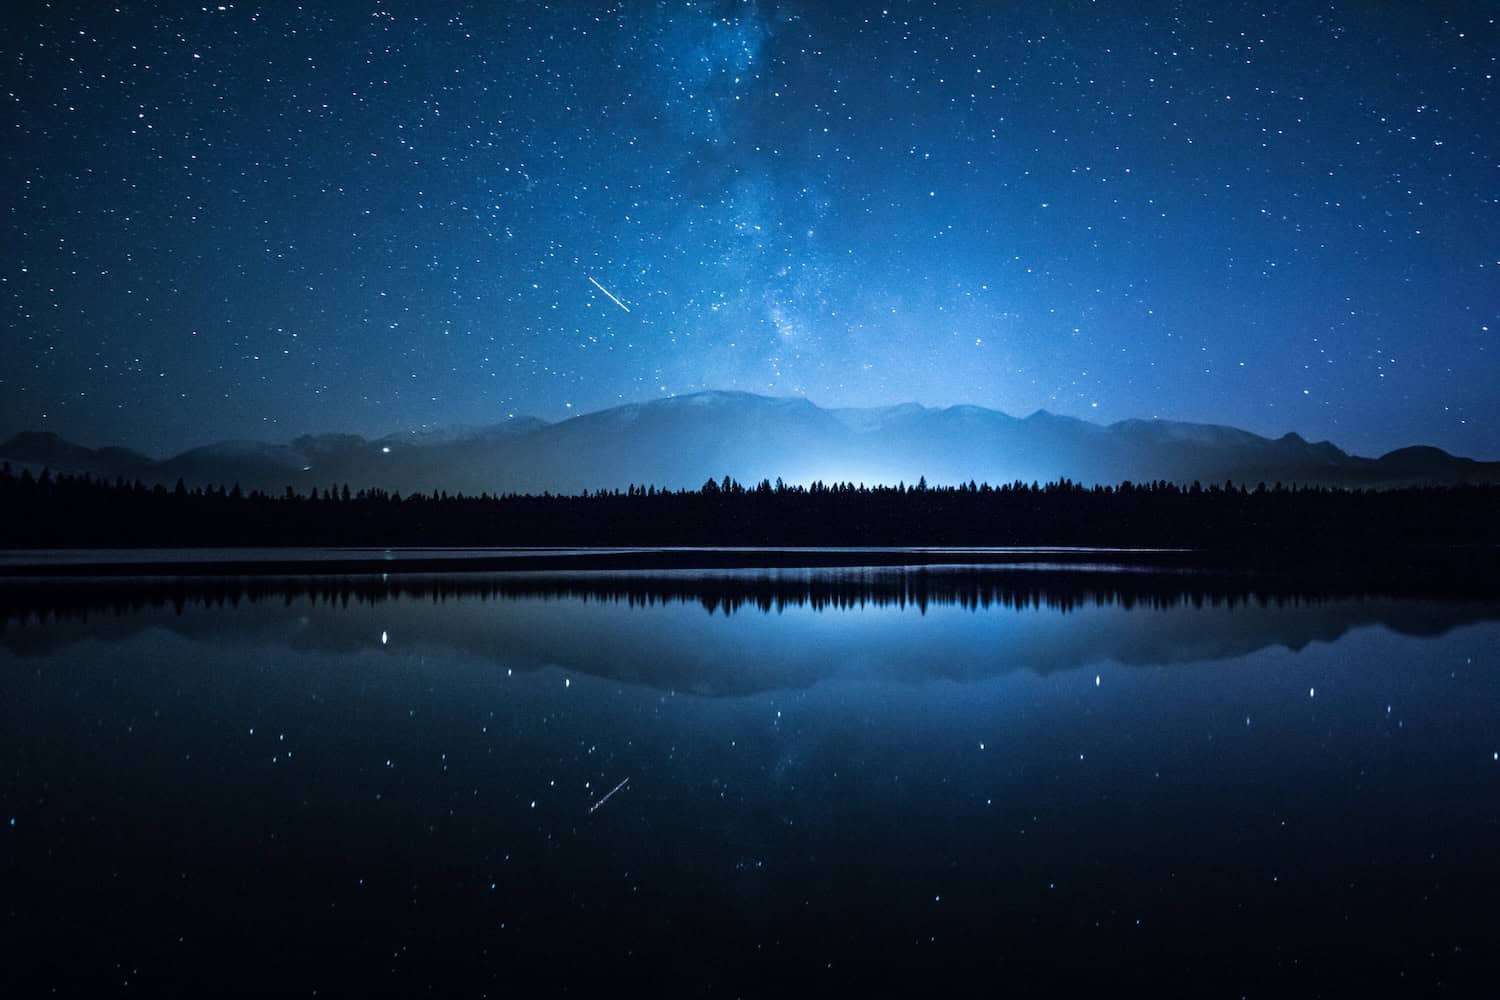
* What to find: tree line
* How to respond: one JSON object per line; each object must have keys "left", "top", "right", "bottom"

{"left": 3, "top": 462, "right": 1497, "bottom": 556}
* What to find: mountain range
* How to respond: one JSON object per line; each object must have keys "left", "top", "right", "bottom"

{"left": 3, "top": 391, "right": 1497, "bottom": 494}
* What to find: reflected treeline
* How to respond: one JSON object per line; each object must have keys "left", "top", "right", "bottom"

{"left": 6, "top": 568, "right": 1499, "bottom": 628}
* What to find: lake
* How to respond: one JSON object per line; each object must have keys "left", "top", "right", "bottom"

{"left": 2, "top": 565, "right": 1498, "bottom": 992}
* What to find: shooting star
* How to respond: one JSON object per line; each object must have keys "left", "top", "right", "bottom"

{"left": 587, "top": 275, "right": 631, "bottom": 313}
{"left": 588, "top": 777, "right": 630, "bottom": 815}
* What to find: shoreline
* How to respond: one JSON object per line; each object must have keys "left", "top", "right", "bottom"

{"left": 0, "top": 544, "right": 1496, "bottom": 591}
{"left": 0, "top": 545, "right": 1202, "bottom": 577}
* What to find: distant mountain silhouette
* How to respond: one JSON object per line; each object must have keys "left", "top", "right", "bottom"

{"left": 0, "top": 431, "right": 153, "bottom": 481}
{"left": 4, "top": 392, "right": 1497, "bottom": 494}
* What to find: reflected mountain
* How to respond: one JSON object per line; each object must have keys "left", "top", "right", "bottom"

{"left": 5, "top": 569, "right": 1496, "bottom": 696}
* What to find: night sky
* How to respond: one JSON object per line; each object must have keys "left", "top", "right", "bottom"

{"left": 3, "top": 1, "right": 1496, "bottom": 459}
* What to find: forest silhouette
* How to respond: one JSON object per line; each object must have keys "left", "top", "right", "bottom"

{"left": 2, "top": 462, "right": 1496, "bottom": 564}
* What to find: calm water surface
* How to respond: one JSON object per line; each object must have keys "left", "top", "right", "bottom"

{"left": 2, "top": 567, "right": 1498, "bottom": 993}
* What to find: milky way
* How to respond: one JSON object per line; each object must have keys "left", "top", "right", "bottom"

{"left": 2, "top": 2, "right": 1495, "bottom": 457}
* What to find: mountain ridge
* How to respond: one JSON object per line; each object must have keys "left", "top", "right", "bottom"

{"left": 3, "top": 391, "right": 1496, "bottom": 494}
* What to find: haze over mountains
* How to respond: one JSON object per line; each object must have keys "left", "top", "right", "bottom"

{"left": 3, "top": 391, "right": 1496, "bottom": 495}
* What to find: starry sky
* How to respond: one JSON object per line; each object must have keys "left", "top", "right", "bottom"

{"left": 3, "top": 1, "right": 1496, "bottom": 459}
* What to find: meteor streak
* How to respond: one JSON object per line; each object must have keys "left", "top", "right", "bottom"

{"left": 587, "top": 275, "right": 631, "bottom": 313}
{"left": 588, "top": 777, "right": 630, "bottom": 815}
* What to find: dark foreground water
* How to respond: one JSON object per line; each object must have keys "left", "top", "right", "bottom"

{"left": 2, "top": 567, "right": 1498, "bottom": 994}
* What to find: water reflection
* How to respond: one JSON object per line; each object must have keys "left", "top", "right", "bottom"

{"left": 6, "top": 565, "right": 1498, "bottom": 619}
{"left": 5, "top": 568, "right": 1497, "bottom": 695}
{"left": 2, "top": 567, "right": 1499, "bottom": 991}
